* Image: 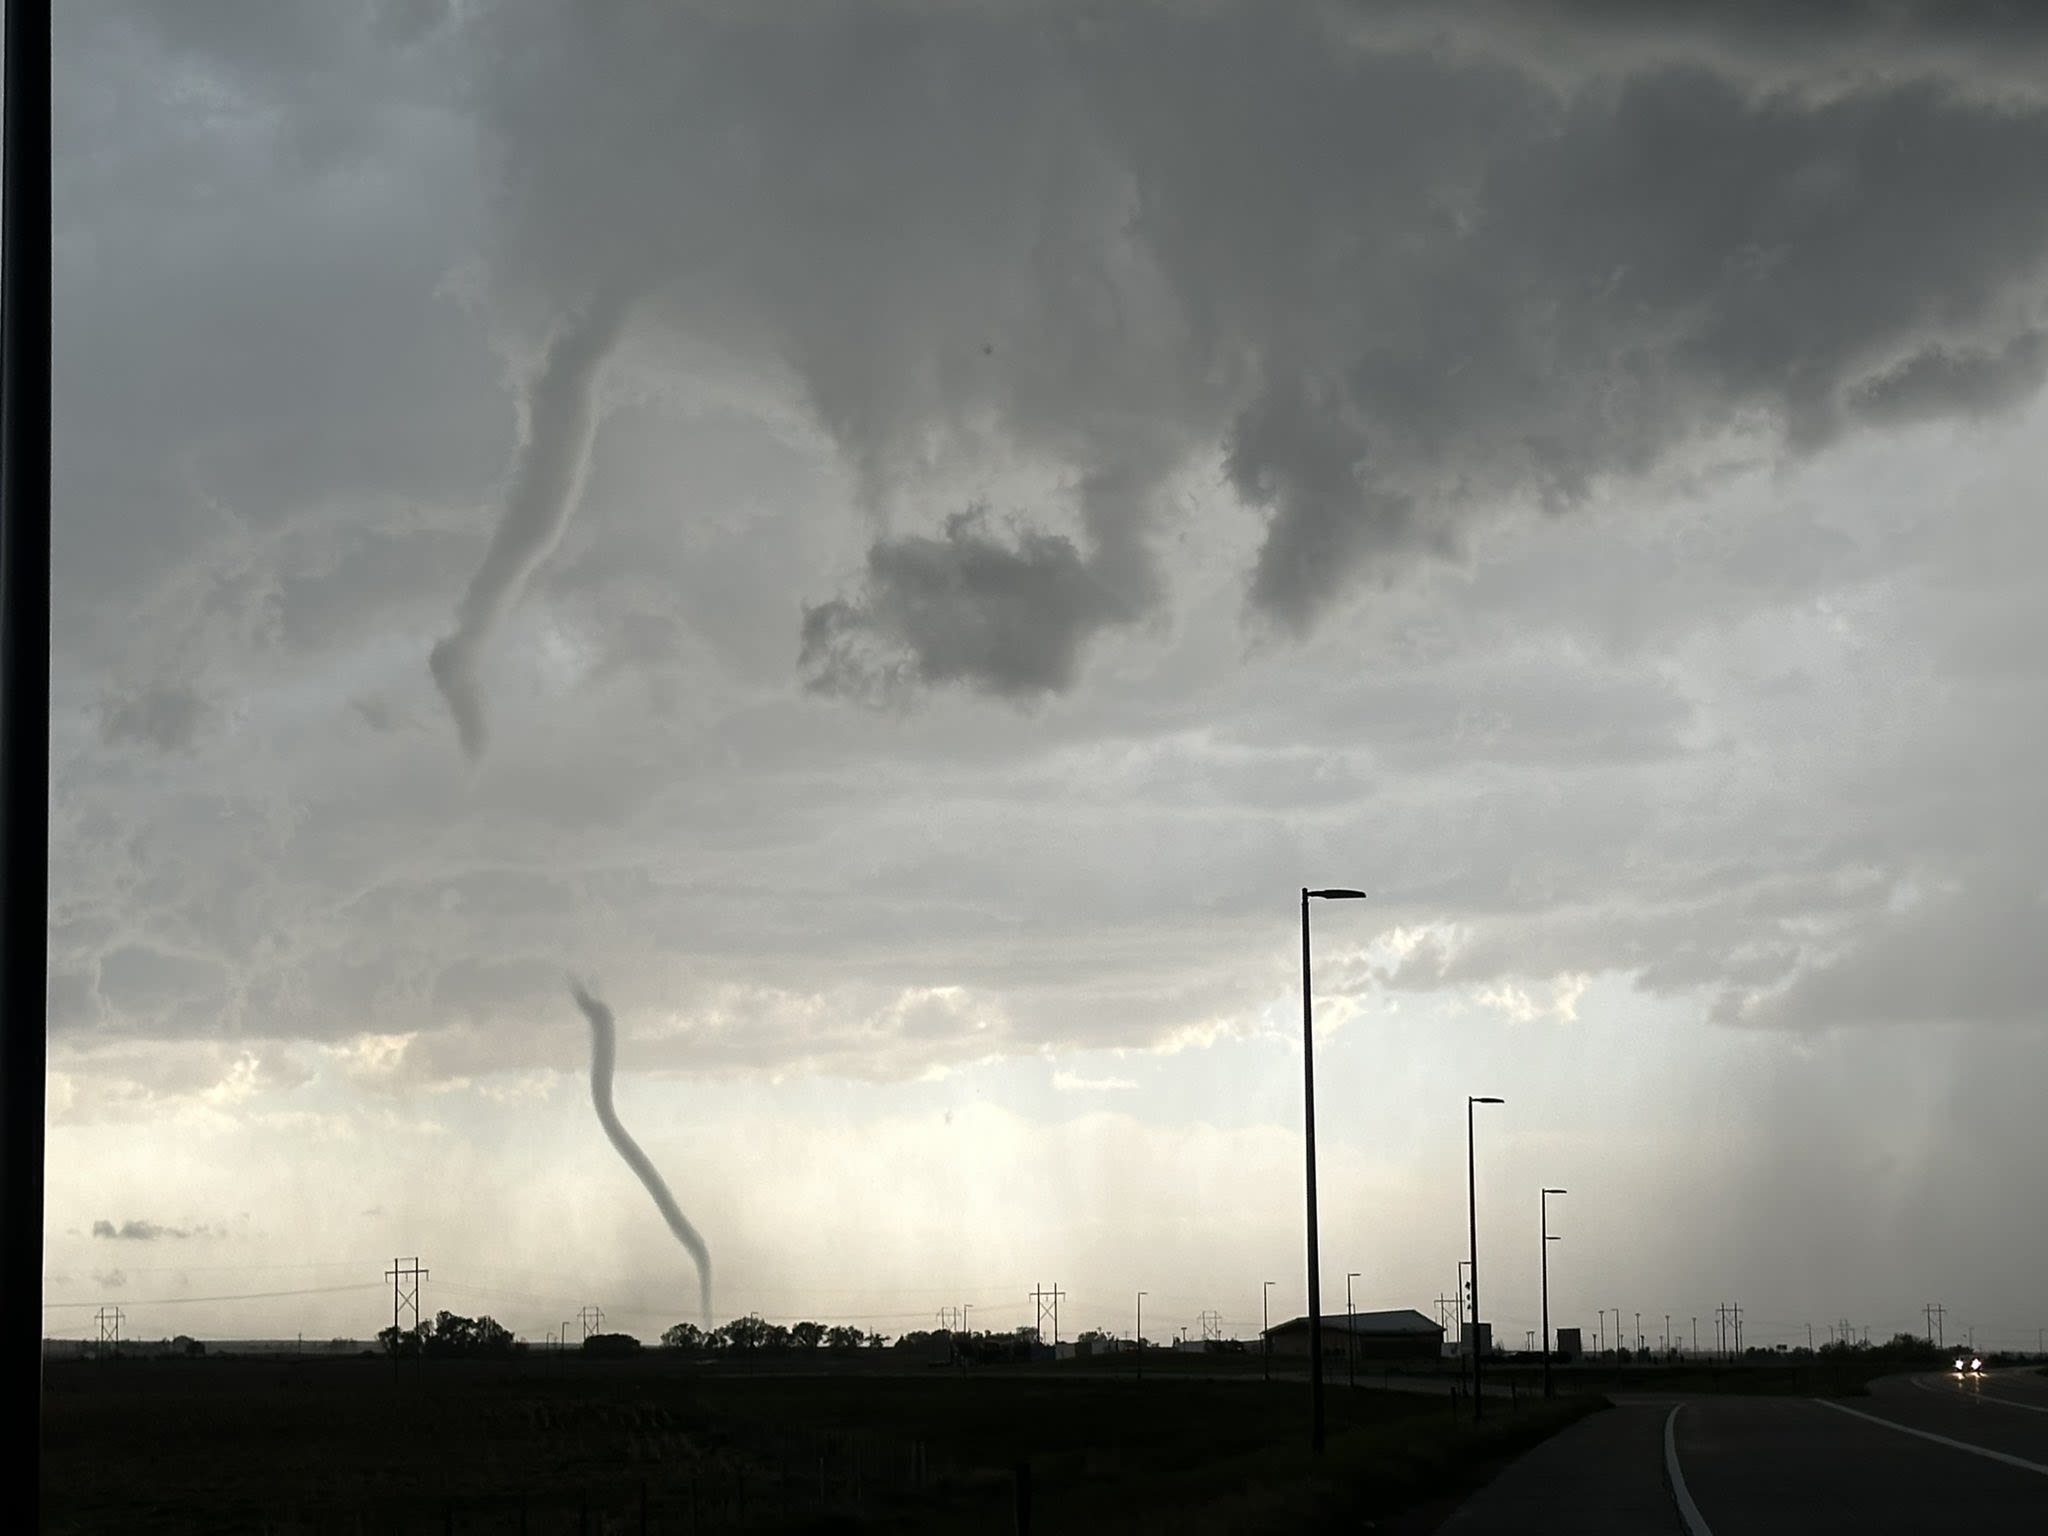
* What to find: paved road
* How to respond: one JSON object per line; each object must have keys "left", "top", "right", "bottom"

{"left": 1439, "top": 1369, "right": 2048, "bottom": 1533}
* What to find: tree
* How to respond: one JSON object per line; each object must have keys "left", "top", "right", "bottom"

{"left": 661, "top": 1322, "right": 706, "bottom": 1351}
{"left": 719, "top": 1314, "right": 774, "bottom": 1352}
{"left": 825, "top": 1325, "right": 864, "bottom": 1352}
{"left": 790, "top": 1320, "right": 826, "bottom": 1351}
{"left": 378, "top": 1325, "right": 421, "bottom": 1358}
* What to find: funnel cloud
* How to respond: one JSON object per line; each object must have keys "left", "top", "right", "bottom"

{"left": 430, "top": 288, "right": 630, "bottom": 758}
{"left": 570, "top": 978, "right": 711, "bottom": 1327}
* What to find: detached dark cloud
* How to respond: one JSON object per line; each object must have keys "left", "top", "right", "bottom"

{"left": 800, "top": 504, "right": 1149, "bottom": 700}
{"left": 92, "top": 1218, "right": 211, "bottom": 1241}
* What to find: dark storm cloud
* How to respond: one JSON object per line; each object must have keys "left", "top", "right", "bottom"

{"left": 98, "top": 681, "right": 216, "bottom": 753}
{"left": 84, "top": 2, "right": 2048, "bottom": 695}
{"left": 455, "top": 1, "right": 2048, "bottom": 675}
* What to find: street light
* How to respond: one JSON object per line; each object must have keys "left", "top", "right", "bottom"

{"left": 1467, "top": 1095, "right": 1504, "bottom": 1418}
{"left": 1301, "top": 886, "right": 1366, "bottom": 1453}
{"left": 1346, "top": 1272, "right": 1361, "bottom": 1389}
{"left": 1541, "top": 1187, "right": 1565, "bottom": 1399}
{"left": 1263, "top": 1280, "right": 1275, "bottom": 1383}
{"left": 1136, "top": 1291, "right": 1145, "bottom": 1381}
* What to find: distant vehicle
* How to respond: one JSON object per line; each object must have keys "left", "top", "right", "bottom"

{"left": 1952, "top": 1350, "right": 1984, "bottom": 1376}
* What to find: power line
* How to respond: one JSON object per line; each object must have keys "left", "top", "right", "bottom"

{"left": 44, "top": 1283, "right": 381, "bottom": 1309}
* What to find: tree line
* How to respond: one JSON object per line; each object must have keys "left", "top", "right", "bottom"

{"left": 658, "top": 1317, "right": 882, "bottom": 1353}
{"left": 378, "top": 1310, "right": 516, "bottom": 1358}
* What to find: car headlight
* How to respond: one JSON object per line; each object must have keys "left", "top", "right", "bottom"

{"left": 1972, "top": 1358, "right": 1982, "bottom": 1370}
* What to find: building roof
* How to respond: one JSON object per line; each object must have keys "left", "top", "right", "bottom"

{"left": 1264, "top": 1308, "right": 1442, "bottom": 1338}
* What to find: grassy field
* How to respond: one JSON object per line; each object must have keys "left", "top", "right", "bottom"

{"left": 42, "top": 1355, "right": 1604, "bottom": 1533}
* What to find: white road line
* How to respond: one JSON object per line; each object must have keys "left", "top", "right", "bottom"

{"left": 1814, "top": 1398, "right": 2048, "bottom": 1476}
{"left": 1908, "top": 1374, "right": 2048, "bottom": 1414}
{"left": 1664, "top": 1404, "right": 1715, "bottom": 1536}
{"left": 1975, "top": 1393, "right": 2048, "bottom": 1415}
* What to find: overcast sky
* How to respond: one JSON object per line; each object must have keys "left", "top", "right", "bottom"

{"left": 42, "top": 1, "right": 2048, "bottom": 1355}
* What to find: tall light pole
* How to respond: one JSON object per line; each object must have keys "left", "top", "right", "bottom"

{"left": 1346, "top": 1272, "right": 1360, "bottom": 1389}
{"left": 1540, "top": 1187, "right": 1565, "bottom": 1398}
{"left": 1457, "top": 1261, "right": 1471, "bottom": 1353}
{"left": 1263, "top": 1280, "right": 1275, "bottom": 1383}
{"left": 1467, "top": 1094, "right": 1504, "bottom": 1417}
{"left": 1301, "top": 886, "right": 1366, "bottom": 1453}
{"left": 1136, "top": 1291, "right": 1145, "bottom": 1381}
{"left": 1664, "top": 1314, "right": 1671, "bottom": 1359}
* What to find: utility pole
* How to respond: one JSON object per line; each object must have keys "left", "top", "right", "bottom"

{"left": 1664, "top": 1314, "right": 1671, "bottom": 1359}
{"left": 1691, "top": 1317, "right": 1697, "bottom": 1356}
{"left": 1467, "top": 1094, "right": 1505, "bottom": 1418}
{"left": 1263, "top": 1280, "right": 1275, "bottom": 1381}
{"left": 1934, "top": 1303, "right": 1946, "bottom": 1350}
{"left": 1136, "top": 1292, "right": 1145, "bottom": 1380}
{"left": 1298, "top": 885, "right": 1366, "bottom": 1457}
{"left": 1540, "top": 1186, "right": 1565, "bottom": 1398}
{"left": 1733, "top": 1303, "right": 1741, "bottom": 1359}
{"left": 1345, "top": 1273, "right": 1360, "bottom": 1390}
{"left": 386, "top": 1257, "right": 427, "bottom": 1367}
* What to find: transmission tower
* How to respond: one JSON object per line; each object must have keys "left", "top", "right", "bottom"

{"left": 1197, "top": 1309, "right": 1223, "bottom": 1344}
{"left": 578, "top": 1304, "right": 606, "bottom": 1341}
{"left": 94, "top": 1304, "right": 124, "bottom": 1359}
{"left": 385, "top": 1257, "right": 428, "bottom": 1350}
{"left": 1030, "top": 1282, "right": 1066, "bottom": 1346}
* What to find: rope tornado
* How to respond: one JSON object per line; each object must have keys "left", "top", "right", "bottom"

{"left": 569, "top": 978, "right": 712, "bottom": 1327}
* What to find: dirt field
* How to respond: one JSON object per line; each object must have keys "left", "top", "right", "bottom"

{"left": 42, "top": 1353, "right": 1601, "bottom": 1533}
